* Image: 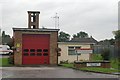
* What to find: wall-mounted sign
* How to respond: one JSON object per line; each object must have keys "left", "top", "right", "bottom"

{"left": 87, "top": 63, "right": 101, "bottom": 67}
{"left": 16, "top": 43, "right": 20, "bottom": 48}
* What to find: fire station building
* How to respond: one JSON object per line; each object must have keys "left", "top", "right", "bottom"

{"left": 13, "top": 11, "right": 59, "bottom": 65}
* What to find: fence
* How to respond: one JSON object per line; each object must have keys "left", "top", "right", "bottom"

{"left": 93, "top": 45, "right": 118, "bottom": 58}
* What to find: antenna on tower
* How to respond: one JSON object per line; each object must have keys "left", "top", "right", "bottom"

{"left": 52, "top": 13, "right": 59, "bottom": 29}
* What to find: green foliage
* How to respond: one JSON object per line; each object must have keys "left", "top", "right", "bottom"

{"left": 2, "top": 31, "right": 13, "bottom": 47}
{"left": 98, "top": 38, "right": 115, "bottom": 45}
{"left": 60, "top": 63, "right": 74, "bottom": 68}
{"left": 58, "top": 31, "right": 70, "bottom": 42}
{"left": 73, "top": 31, "right": 88, "bottom": 38}
{"left": 101, "top": 49, "right": 110, "bottom": 60}
{"left": 113, "top": 30, "right": 120, "bottom": 40}
{"left": 109, "top": 38, "right": 115, "bottom": 45}
{"left": 92, "top": 54, "right": 103, "bottom": 61}
{"left": 60, "top": 63, "right": 120, "bottom": 73}
{"left": 8, "top": 56, "right": 14, "bottom": 64}
{"left": 80, "top": 67, "right": 120, "bottom": 73}
{"left": 110, "top": 58, "right": 120, "bottom": 69}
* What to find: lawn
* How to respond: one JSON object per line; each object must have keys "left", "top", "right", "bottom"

{"left": 0, "top": 58, "right": 13, "bottom": 67}
{"left": 92, "top": 54, "right": 120, "bottom": 69}
{"left": 60, "top": 63, "right": 120, "bottom": 73}
{"left": 110, "top": 58, "right": 120, "bottom": 69}
{"left": 60, "top": 63, "right": 74, "bottom": 68}
{"left": 80, "top": 67, "right": 120, "bottom": 73}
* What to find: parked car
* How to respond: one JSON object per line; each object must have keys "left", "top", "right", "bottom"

{"left": 0, "top": 45, "right": 13, "bottom": 55}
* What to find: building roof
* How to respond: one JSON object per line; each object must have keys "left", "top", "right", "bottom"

{"left": 58, "top": 37, "right": 98, "bottom": 44}
{"left": 70, "top": 37, "right": 98, "bottom": 43}
{"left": 13, "top": 28, "right": 59, "bottom": 32}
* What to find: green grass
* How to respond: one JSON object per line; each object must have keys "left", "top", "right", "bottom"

{"left": 60, "top": 63, "right": 74, "bottom": 68}
{"left": 0, "top": 58, "right": 13, "bottom": 67}
{"left": 92, "top": 54, "right": 120, "bottom": 69}
{"left": 80, "top": 67, "right": 120, "bottom": 73}
{"left": 60, "top": 63, "right": 120, "bottom": 73}
{"left": 110, "top": 58, "right": 120, "bottom": 69}
{"left": 91, "top": 54, "right": 103, "bottom": 61}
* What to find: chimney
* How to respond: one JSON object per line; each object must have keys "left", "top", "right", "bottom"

{"left": 28, "top": 11, "right": 40, "bottom": 29}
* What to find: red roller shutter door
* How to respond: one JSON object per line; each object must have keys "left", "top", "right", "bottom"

{"left": 22, "top": 34, "right": 50, "bottom": 65}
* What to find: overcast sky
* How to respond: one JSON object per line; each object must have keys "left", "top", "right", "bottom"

{"left": 0, "top": 0, "right": 119, "bottom": 41}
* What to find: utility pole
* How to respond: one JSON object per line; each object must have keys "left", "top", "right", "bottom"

{"left": 75, "top": 50, "right": 78, "bottom": 61}
{"left": 52, "top": 13, "right": 59, "bottom": 29}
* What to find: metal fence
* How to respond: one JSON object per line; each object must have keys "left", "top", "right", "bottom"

{"left": 93, "top": 45, "right": 118, "bottom": 58}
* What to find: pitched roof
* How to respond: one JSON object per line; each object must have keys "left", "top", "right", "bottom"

{"left": 70, "top": 37, "right": 98, "bottom": 44}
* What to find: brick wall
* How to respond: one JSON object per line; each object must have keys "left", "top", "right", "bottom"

{"left": 74, "top": 61, "right": 110, "bottom": 68}
{"left": 13, "top": 30, "right": 58, "bottom": 65}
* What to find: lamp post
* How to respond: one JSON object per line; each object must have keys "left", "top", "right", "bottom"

{"left": 75, "top": 50, "right": 78, "bottom": 61}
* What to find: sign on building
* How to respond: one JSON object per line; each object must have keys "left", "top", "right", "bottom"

{"left": 86, "top": 63, "right": 101, "bottom": 67}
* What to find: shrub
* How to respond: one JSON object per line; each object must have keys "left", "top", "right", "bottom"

{"left": 101, "top": 49, "right": 110, "bottom": 60}
{"left": 110, "top": 58, "right": 120, "bottom": 69}
{"left": 92, "top": 54, "right": 103, "bottom": 61}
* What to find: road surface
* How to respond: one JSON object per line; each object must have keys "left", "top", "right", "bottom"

{"left": 0, "top": 66, "right": 119, "bottom": 78}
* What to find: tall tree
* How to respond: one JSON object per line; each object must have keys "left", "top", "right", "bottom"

{"left": 101, "top": 48, "right": 110, "bottom": 60}
{"left": 113, "top": 30, "right": 120, "bottom": 58}
{"left": 2, "top": 31, "right": 5, "bottom": 37}
{"left": 113, "top": 30, "right": 120, "bottom": 40}
{"left": 98, "top": 38, "right": 115, "bottom": 45}
{"left": 2, "top": 31, "right": 13, "bottom": 47}
{"left": 58, "top": 31, "right": 70, "bottom": 42}
{"left": 73, "top": 31, "right": 88, "bottom": 38}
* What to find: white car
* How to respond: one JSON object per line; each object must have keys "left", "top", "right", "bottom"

{"left": 0, "top": 45, "right": 13, "bottom": 54}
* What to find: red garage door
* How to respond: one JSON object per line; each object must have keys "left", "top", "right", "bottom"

{"left": 22, "top": 34, "right": 50, "bottom": 65}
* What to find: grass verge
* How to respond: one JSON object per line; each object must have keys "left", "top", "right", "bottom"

{"left": 0, "top": 58, "right": 13, "bottom": 67}
{"left": 59, "top": 63, "right": 74, "bottom": 68}
{"left": 80, "top": 67, "right": 120, "bottom": 73}
{"left": 110, "top": 58, "right": 120, "bottom": 69}
{"left": 60, "top": 63, "right": 120, "bottom": 73}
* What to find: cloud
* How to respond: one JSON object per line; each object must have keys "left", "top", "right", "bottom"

{"left": 1, "top": 0, "right": 119, "bottom": 41}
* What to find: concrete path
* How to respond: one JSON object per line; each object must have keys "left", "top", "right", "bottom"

{"left": 0, "top": 67, "right": 119, "bottom": 78}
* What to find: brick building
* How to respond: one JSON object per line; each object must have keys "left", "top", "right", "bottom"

{"left": 13, "top": 11, "right": 59, "bottom": 65}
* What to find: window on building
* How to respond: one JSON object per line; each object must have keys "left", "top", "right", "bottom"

{"left": 43, "top": 53, "right": 48, "bottom": 56}
{"left": 23, "top": 49, "right": 29, "bottom": 52}
{"left": 30, "top": 49, "right": 35, "bottom": 52}
{"left": 30, "top": 53, "right": 35, "bottom": 56}
{"left": 37, "top": 49, "right": 42, "bottom": 52}
{"left": 43, "top": 49, "right": 48, "bottom": 52}
{"left": 75, "top": 47, "right": 81, "bottom": 49}
{"left": 68, "top": 46, "right": 81, "bottom": 55}
{"left": 23, "top": 53, "right": 29, "bottom": 56}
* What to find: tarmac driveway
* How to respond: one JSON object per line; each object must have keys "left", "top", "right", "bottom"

{"left": 1, "top": 66, "right": 119, "bottom": 78}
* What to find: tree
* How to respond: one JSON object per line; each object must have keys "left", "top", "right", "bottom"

{"left": 58, "top": 31, "right": 70, "bottom": 42}
{"left": 101, "top": 48, "right": 110, "bottom": 60}
{"left": 2, "top": 31, "right": 5, "bottom": 37}
{"left": 2, "top": 31, "right": 13, "bottom": 48}
{"left": 113, "top": 30, "right": 120, "bottom": 40}
{"left": 113, "top": 30, "right": 120, "bottom": 58}
{"left": 109, "top": 38, "right": 115, "bottom": 45}
{"left": 73, "top": 31, "right": 88, "bottom": 38}
{"left": 98, "top": 38, "right": 115, "bottom": 45}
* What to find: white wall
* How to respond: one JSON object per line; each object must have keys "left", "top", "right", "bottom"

{"left": 58, "top": 43, "right": 92, "bottom": 64}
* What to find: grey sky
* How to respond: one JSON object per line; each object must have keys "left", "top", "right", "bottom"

{"left": 0, "top": 0, "right": 119, "bottom": 41}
